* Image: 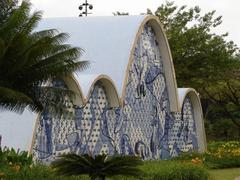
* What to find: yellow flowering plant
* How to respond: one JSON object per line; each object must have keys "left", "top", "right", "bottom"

{"left": 173, "top": 141, "right": 240, "bottom": 169}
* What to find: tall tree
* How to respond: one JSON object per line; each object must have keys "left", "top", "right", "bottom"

{"left": 0, "top": 1, "right": 88, "bottom": 113}
{"left": 148, "top": 2, "right": 240, "bottom": 138}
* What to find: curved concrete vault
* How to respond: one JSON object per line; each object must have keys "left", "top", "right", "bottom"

{"left": 0, "top": 15, "right": 206, "bottom": 162}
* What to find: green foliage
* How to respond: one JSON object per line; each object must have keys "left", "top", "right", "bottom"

{"left": 0, "top": 148, "right": 211, "bottom": 180}
{"left": 52, "top": 153, "right": 143, "bottom": 180}
{"left": 150, "top": 1, "right": 239, "bottom": 87}
{"left": 139, "top": 160, "right": 209, "bottom": 180}
{"left": 150, "top": 1, "right": 240, "bottom": 139}
{"left": 173, "top": 141, "right": 240, "bottom": 169}
{"left": 205, "top": 119, "right": 240, "bottom": 140}
{"left": 0, "top": 147, "right": 33, "bottom": 168}
{"left": 172, "top": 152, "right": 204, "bottom": 162}
{"left": 205, "top": 154, "right": 240, "bottom": 169}
{"left": 207, "top": 141, "right": 240, "bottom": 152}
{"left": 205, "top": 141, "right": 240, "bottom": 169}
{"left": 0, "top": 164, "right": 87, "bottom": 180}
{"left": 0, "top": 150, "right": 83, "bottom": 179}
{"left": 0, "top": 0, "right": 88, "bottom": 113}
{"left": 0, "top": 159, "right": 210, "bottom": 180}
{"left": 0, "top": 0, "right": 19, "bottom": 25}
{"left": 0, "top": 147, "right": 34, "bottom": 179}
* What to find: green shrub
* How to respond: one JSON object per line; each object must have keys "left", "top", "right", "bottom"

{"left": 111, "top": 161, "right": 209, "bottom": 180}
{"left": 206, "top": 118, "right": 240, "bottom": 141}
{"left": 0, "top": 147, "right": 33, "bottom": 179}
{"left": 207, "top": 141, "right": 240, "bottom": 153}
{"left": 0, "top": 147, "right": 33, "bottom": 167}
{"left": 1, "top": 141, "right": 239, "bottom": 179}
{"left": 204, "top": 154, "right": 240, "bottom": 169}
{"left": 141, "top": 161, "right": 209, "bottom": 180}
{"left": 1, "top": 164, "right": 86, "bottom": 180}
{"left": 1, "top": 159, "right": 209, "bottom": 180}
{"left": 172, "top": 152, "right": 204, "bottom": 161}
{"left": 204, "top": 141, "right": 240, "bottom": 169}
{"left": 173, "top": 141, "right": 240, "bottom": 169}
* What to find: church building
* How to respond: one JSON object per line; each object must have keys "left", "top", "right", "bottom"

{"left": 0, "top": 15, "right": 206, "bottom": 163}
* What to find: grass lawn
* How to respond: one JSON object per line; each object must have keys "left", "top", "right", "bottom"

{"left": 210, "top": 168, "right": 240, "bottom": 180}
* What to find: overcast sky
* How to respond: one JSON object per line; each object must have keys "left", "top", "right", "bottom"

{"left": 30, "top": 0, "right": 240, "bottom": 46}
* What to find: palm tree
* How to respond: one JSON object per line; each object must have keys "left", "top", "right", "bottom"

{"left": 0, "top": 0, "right": 18, "bottom": 26}
{"left": 52, "top": 154, "right": 143, "bottom": 180}
{"left": 0, "top": 1, "right": 88, "bottom": 113}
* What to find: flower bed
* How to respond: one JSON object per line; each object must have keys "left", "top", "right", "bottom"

{"left": 173, "top": 141, "right": 240, "bottom": 169}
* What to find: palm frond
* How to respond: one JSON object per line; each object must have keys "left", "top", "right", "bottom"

{"left": 0, "top": 1, "right": 30, "bottom": 41}
{"left": 51, "top": 154, "right": 143, "bottom": 179}
{"left": 0, "top": 86, "right": 34, "bottom": 113}
{"left": 103, "top": 155, "right": 143, "bottom": 177}
{"left": 20, "top": 10, "right": 43, "bottom": 35}
{"left": 52, "top": 154, "right": 94, "bottom": 176}
{"left": 0, "top": 0, "right": 88, "bottom": 113}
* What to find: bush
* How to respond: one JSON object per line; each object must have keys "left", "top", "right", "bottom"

{"left": 172, "top": 152, "right": 204, "bottom": 162}
{"left": 173, "top": 141, "right": 240, "bottom": 169}
{"left": 1, "top": 147, "right": 209, "bottom": 180}
{"left": 0, "top": 147, "right": 33, "bottom": 177}
{"left": 0, "top": 147, "right": 33, "bottom": 168}
{"left": 1, "top": 164, "right": 86, "bottom": 180}
{"left": 206, "top": 118, "right": 240, "bottom": 141}
{"left": 0, "top": 147, "right": 33, "bottom": 180}
{"left": 112, "top": 161, "right": 209, "bottom": 180}
{"left": 0, "top": 158, "right": 209, "bottom": 180}
{"left": 205, "top": 141, "right": 240, "bottom": 169}
{"left": 141, "top": 161, "right": 209, "bottom": 180}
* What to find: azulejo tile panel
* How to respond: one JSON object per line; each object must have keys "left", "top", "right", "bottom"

{"left": 32, "top": 24, "right": 199, "bottom": 163}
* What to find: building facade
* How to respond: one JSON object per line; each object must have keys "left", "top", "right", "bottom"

{"left": 0, "top": 16, "right": 206, "bottom": 163}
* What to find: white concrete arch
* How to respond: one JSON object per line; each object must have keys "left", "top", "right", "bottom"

{"left": 178, "top": 88, "right": 207, "bottom": 152}
{"left": 0, "top": 75, "right": 85, "bottom": 152}
{"left": 29, "top": 75, "right": 86, "bottom": 153}
{"left": 37, "top": 16, "right": 146, "bottom": 98}
{"left": 122, "top": 16, "right": 180, "bottom": 112}
{"left": 85, "top": 75, "right": 121, "bottom": 107}
{"left": 37, "top": 16, "right": 179, "bottom": 111}
{"left": 63, "top": 75, "right": 84, "bottom": 107}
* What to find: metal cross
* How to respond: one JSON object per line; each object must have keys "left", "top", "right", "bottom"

{"left": 79, "top": 0, "right": 93, "bottom": 17}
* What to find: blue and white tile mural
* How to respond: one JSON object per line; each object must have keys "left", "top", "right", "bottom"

{"left": 32, "top": 24, "right": 199, "bottom": 163}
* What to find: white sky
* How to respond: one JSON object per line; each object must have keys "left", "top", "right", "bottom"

{"left": 30, "top": 0, "right": 240, "bottom": 46}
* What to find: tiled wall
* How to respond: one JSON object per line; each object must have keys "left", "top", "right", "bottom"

{"left": 32, "top": 24, "right": 199, "bottom": 163}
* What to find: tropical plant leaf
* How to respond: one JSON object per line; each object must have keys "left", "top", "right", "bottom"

{"left": 52, "top": 153, "right": 143, "bottom": 179}
{"left": 0, "top": 0, "right": 88, "bottom": 113}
